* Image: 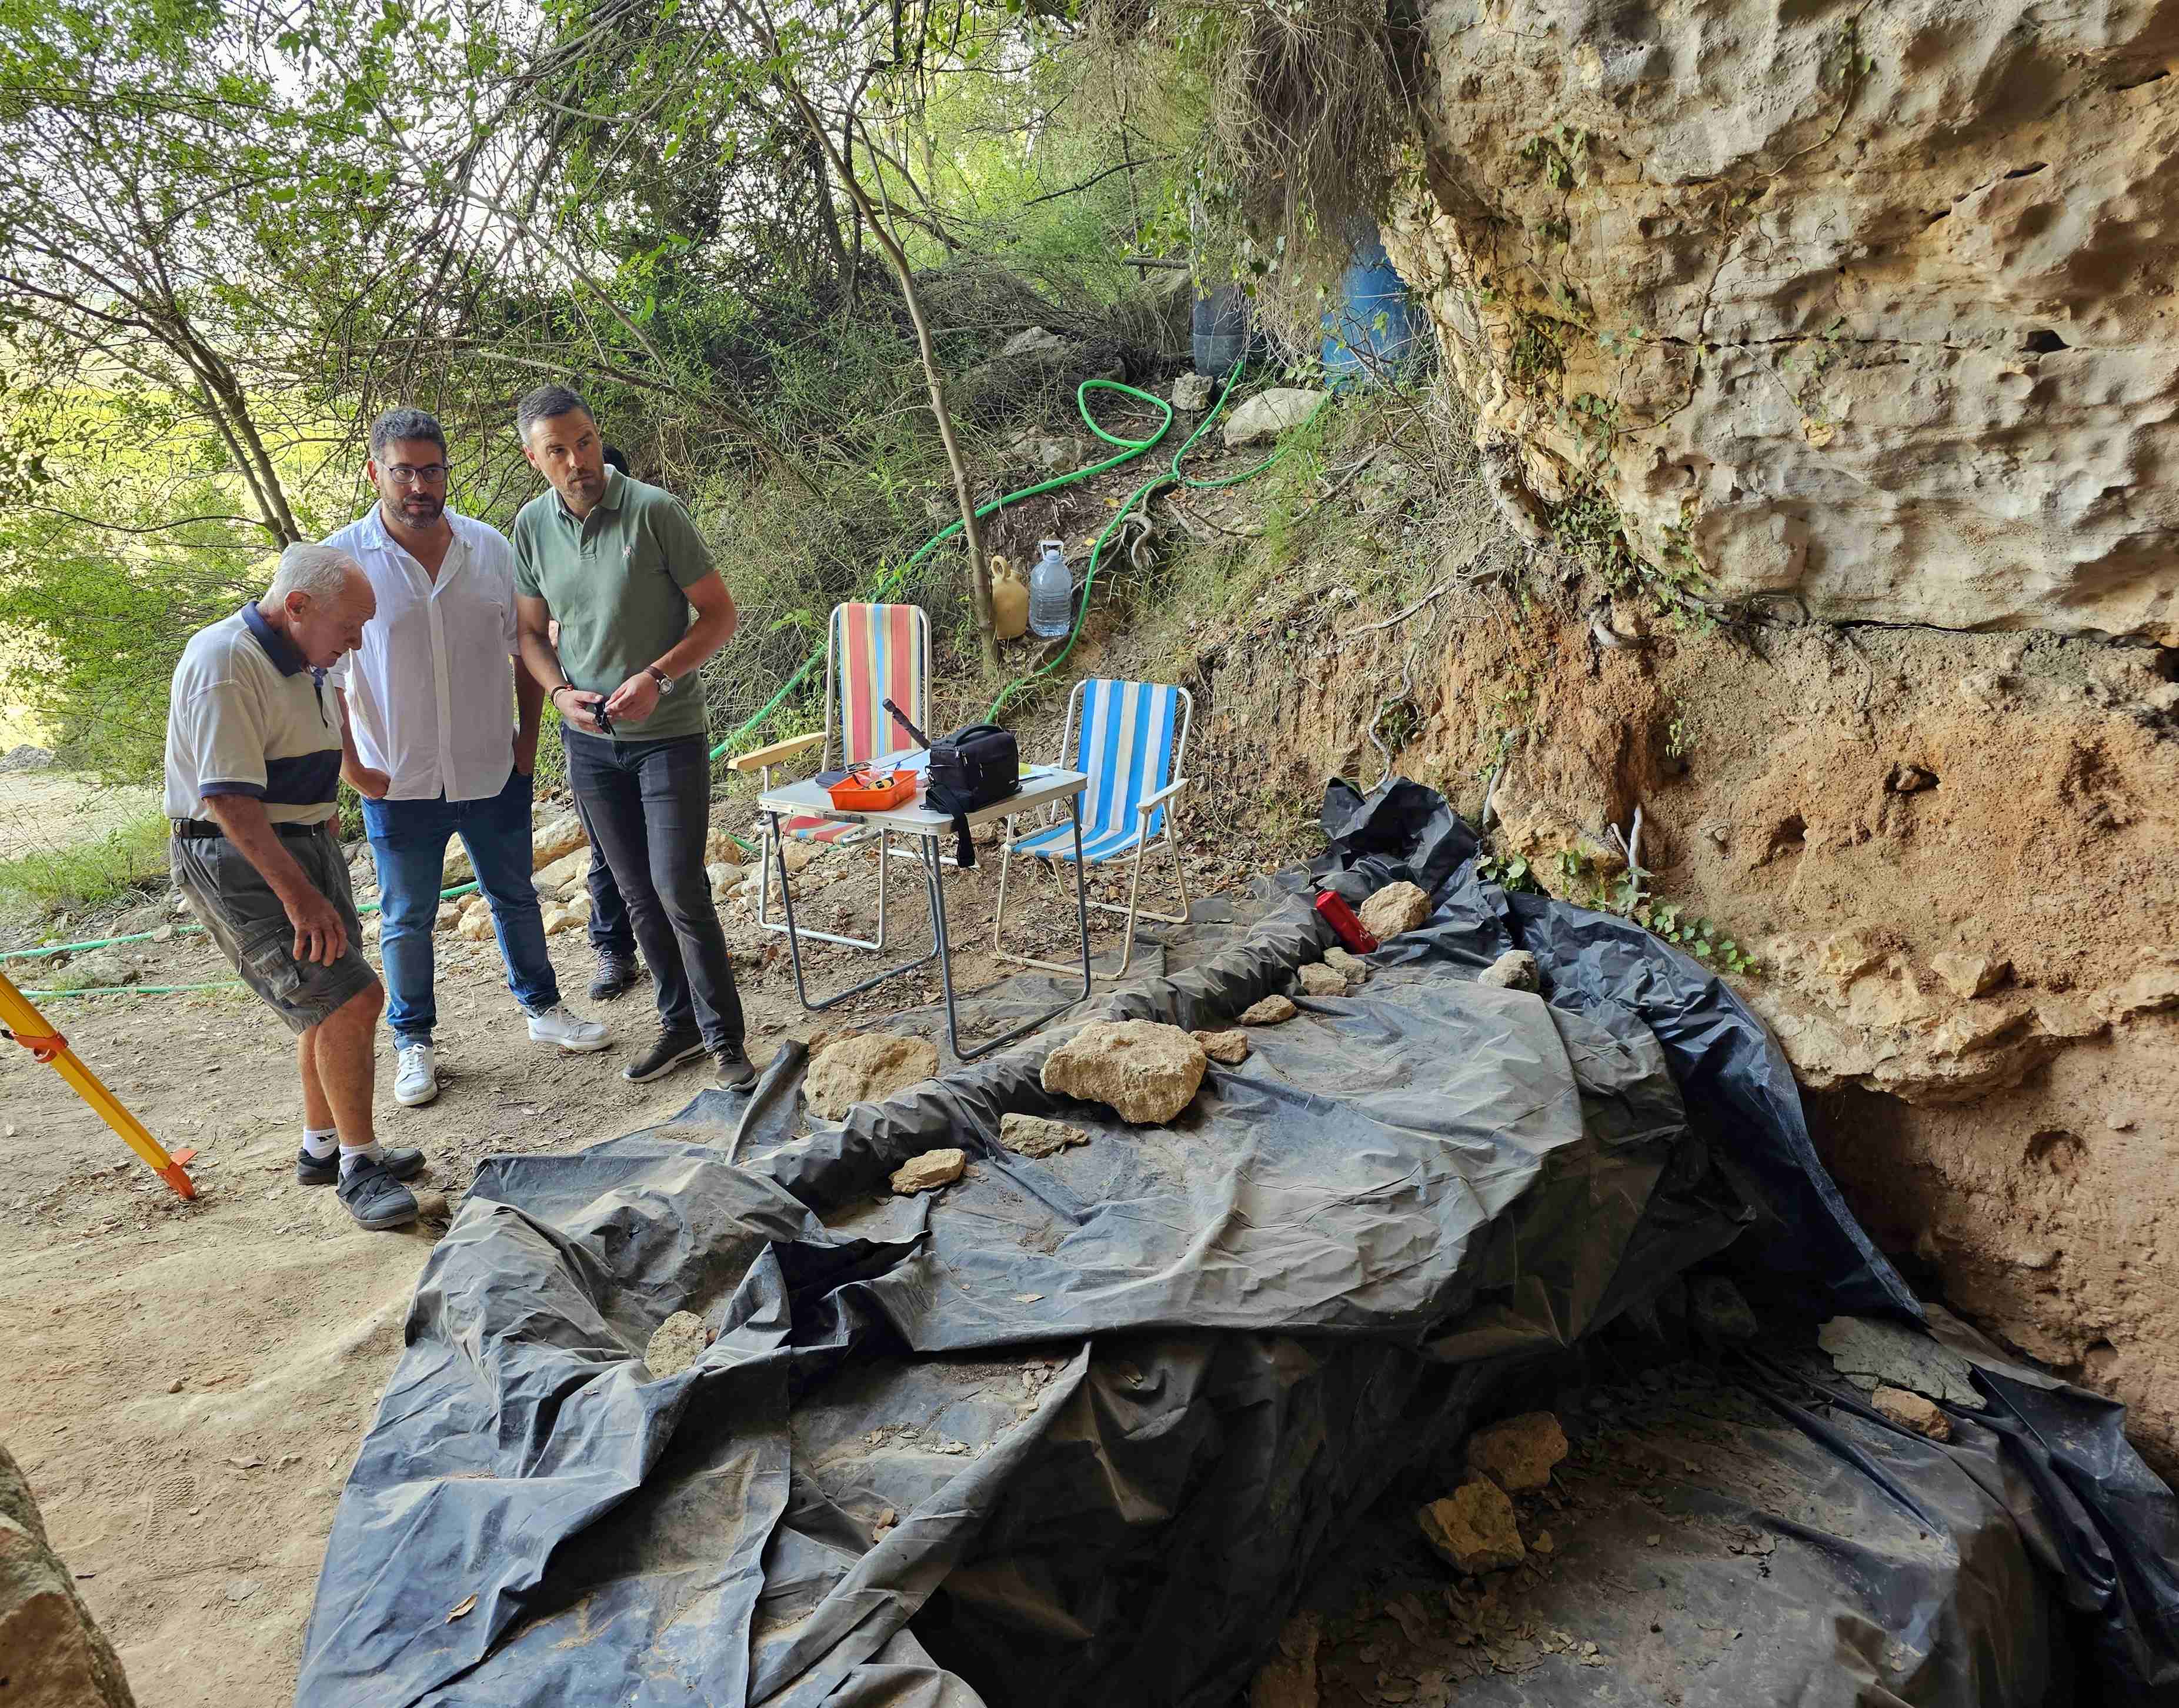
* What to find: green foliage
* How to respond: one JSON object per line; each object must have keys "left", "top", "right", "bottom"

{"left": 0, "top": 810, "right": 169, "bottom": 923}
{"left": 1474, "top": 850, "right": 1540, "bottom": 895}
{"left": 1629, "top": 899, "right": 1758, "bottom": 975}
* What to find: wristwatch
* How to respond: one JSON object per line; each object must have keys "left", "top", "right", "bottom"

{"left": 646, "top": 665, "right": 675, "bottom": 696}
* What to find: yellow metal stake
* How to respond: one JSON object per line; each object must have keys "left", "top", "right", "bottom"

{"left": 0, "top": 966, "right": 196, "bottom": 1199}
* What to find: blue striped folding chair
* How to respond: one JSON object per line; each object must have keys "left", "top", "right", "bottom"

{"left": 726, "top": 602, "right": 930, "bottom": 952}
{"left": 992, "top": 678, "right": 1193, "bottom": 978}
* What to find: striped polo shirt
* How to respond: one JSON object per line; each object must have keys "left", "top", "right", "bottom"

{"left": 163, "top": 604, "right": 342, "bottom": 825}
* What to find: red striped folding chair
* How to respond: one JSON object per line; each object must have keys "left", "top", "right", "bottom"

{"left": 726, "top": 602, "right": 930, "bottom": 952}
{"left": 992, "top": 677, "right": 1193, "bottom": 978}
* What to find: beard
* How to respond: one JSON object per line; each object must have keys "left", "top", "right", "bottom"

{"left": 396, "top": 491, "right": 445, "bottom": 522}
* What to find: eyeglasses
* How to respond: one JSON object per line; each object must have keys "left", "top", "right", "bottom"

{"left": 385, "top": 463, "right": 449, "bottom": 486}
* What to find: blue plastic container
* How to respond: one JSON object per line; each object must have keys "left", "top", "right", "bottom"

{"left": 1320, "top": 235, "right": 1419, "bottom": 382}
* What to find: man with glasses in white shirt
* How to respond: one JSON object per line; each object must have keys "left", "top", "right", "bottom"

{"left": 326, "top": 408, "right": 608, "bottom": 1107}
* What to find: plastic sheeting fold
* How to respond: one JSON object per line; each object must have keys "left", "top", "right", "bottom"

{"left": 298, "top": 779, "right": 2179, "bottom": 1708}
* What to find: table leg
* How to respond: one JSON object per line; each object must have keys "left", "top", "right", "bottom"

{"left": 771, "top": 813, "right": 940, "bottom": 1014}
{"left": 943, "top": 794, "right": 1094, "bottom": 1064}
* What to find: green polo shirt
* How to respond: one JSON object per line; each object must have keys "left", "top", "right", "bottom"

{"left": 511, "top": 467, "right": 713, "bottom": 742}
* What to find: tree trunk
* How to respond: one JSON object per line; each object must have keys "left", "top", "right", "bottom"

{"left": 779, "top": 85, "right": 997, "bottom": 672}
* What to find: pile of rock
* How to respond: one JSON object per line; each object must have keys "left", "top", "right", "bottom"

{"left": 1414, "top": 1411, "right": 1569, "bottom": 1577}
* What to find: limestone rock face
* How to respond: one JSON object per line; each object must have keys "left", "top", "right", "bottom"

{"left": 805, "top": 1034, "right": 940, "bottom": 1120}
{"left": 1385, "top": 1, "right": 2179, "bottom": 641}
{"left": 1416, "top": 1481, "right": 1525, "bottom": 1574}
{"left": 0, "top": 1444, "right": 138, "bottom": 1707}
{"left": 1042, "top": 1020, "right": 1207, "bottom": 1123}
{"left": 1465, "top": 1412, "right": 1568, "bottom": 1493}
{"left": 1359, "top": 882, "right": 1431, "bottom": 940}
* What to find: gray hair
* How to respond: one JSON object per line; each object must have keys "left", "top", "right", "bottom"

{"left": 516, "top": 383, "right": 592, "bottom": 443}
{"left": 369, "top": 406, "right": 446, "bottom": 462}
{"left": 267, "top": 542, "right": 363, "bottom": 610}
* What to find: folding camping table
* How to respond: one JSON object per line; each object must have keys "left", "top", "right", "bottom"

{"left": 755, "top": 762, "right": 1092, "bottom": 1062}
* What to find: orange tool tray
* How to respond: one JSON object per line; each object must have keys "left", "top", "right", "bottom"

{"left": 825, "top": 769, "right": 916, "bottom": 812}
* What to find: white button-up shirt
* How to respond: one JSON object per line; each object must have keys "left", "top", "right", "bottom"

{"left": 325, "top": 505, "right": 521, "bottom": 802}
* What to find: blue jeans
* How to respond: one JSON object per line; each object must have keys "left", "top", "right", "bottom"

{"left": 363, "top": 767, "right": 559, "bottom": 1045}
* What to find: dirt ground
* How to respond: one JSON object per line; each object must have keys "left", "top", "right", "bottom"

{"left": 0, "top": 797, "right": 1247, "bottom": 1708}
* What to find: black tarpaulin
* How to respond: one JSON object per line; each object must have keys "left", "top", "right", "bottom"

{"left": 296, "top": 779, "right": 2179, "bottom": 1707}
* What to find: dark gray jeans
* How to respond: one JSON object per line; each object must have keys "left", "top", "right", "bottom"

{"left": 562, "top": 729, "right": 744, "bottom": 1049}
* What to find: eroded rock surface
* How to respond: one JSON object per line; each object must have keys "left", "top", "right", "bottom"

{"left": 1360, "top": 882, "right": 1431, "bottom": 940}
{"left": 1417, "top": 1481, "right": 1526, "bottom": 1574}
{"left": 805, "top": 1034, "right": 939, "bottom": 1120}
{"left": 1193, "top": 1028, "right": 1252, "bottom": 1065}
{"left": 645, "top": 1312, "right": 709, "bottom": 1378}
{"left": 1386, "top": 1, "right": 2179, "bottom": 641}
{"left": 1466, "top": 1412, "right": 1569, "bottom": 1493}
{"left": 0, "top": 1443, "right": 138, "bottom": 1707}
{"left": 999, "top": 1113, "right": 1091, "bottom": 1158}
{"left": 1041, "top": 1020, "right": 1207, "bottom": 1124}
{"left": 890, "top": 1148, "right": 967, "bottom": 1195}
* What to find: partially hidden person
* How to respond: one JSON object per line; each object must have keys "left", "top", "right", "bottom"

{"left": 325, "top": 407, "right": 609, "bottom": 1109}
{"left": 163, "top": 543, "right": 421, "bottom": 1229}
{"left": 510, "top": 385, "right": 756, "bottom": 1089}
{"left": 566, "top": 441, "right": 642, "bottom": 1003}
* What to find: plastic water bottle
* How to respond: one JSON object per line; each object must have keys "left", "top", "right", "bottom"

{"left": 1028, "top": 539, "right": 1072, "bottom": 638}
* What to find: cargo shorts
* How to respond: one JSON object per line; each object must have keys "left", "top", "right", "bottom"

{"left": 170, "top": 820, "right": 377, "bottom": 1035}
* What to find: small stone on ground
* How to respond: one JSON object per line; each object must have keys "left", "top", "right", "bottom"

{"left": 999, "top": 1113, "right": 1091, "bottom": 1158}
{"left": 1688, "top": 1275, "right": 1759, "bottom": 1345}
{"left": 1324, "top": 946, "right": 1369, "bottom": 982}
{"left": 645, "top": 1310, "right": 710, "bottom": 1378}
{"left": 1240, "top": 994, "right": 1299, "bottom": 1026}
{"left": 1872, "top": 1385, "right": 1954, "bottom": 1441}
{"left": 1193, "top": 1028, "right": 1251, "bottom": 1065}
{"left": 1417, "top": 1479, "right": 1526, "bottom": 1574}
{"left": 1296, "top": 961, "right": 1346, "bottom": 997}
{"left": 890, "top": 1147, "right": 967, "bottom": 1195}
{"left": 1466, "top": 1411, "right": 1568, "bottom": 1492}
{"left": 1360, "top": 882, "right": 1431, "bottom": 940}
{"left": 1478, "top": 949, "right": 1538, "bottom": 990}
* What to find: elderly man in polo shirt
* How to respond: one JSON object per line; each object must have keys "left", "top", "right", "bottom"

{"left": 510, "top": 384, "right": 755, "bottom": 1090}
{"left": 326, "top": 406, "right": 608, "bottom": 1108}
{"left": 165, "top": 543, "right": 422, "bottom": 1230}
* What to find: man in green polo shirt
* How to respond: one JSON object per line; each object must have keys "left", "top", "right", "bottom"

{"left": 510, "top": 385, "right": 755, "bottom": 1089}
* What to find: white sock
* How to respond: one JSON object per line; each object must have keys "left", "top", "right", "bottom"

{"left": 338, "top": 1142, "right": 385, "bottom": 1178}
{"left": 302, "top": 1126, "right": 341, "bottom": 1160}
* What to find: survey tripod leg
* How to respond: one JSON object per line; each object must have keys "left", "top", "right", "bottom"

{"left": 0, "top": 968, "right": 196, "bottom": 1199}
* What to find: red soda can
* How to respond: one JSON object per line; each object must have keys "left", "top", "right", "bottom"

{"left": 1314, "top": 889, "right": 1379, "bottom": 953}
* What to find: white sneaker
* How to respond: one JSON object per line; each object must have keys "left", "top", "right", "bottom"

{"left": 527, "top": 1002, "right": 609, "bottom": 1054}
{"left": 393, "top": 1042, "right": 439, "bottom": 1107}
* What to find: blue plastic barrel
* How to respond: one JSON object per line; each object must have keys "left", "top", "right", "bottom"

{"left": 1320, "top": 235, "right": 1419, "bottom": 382}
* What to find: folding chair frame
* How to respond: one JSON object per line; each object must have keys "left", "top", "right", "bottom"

{"left": 726, "top": 603, "right": 930, "bottom": 953}
{"left": 992, "top": 679, "right": 1193, "bottom": 979}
